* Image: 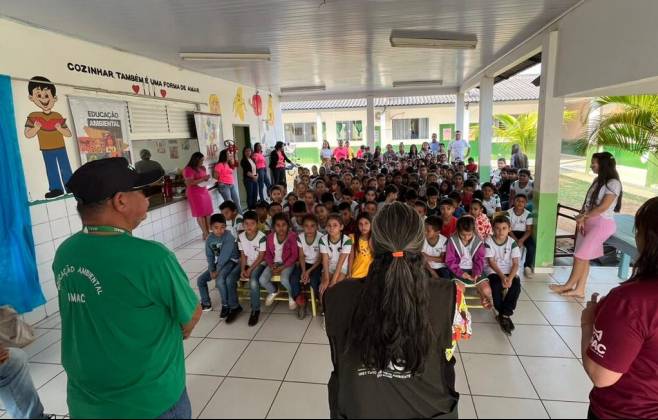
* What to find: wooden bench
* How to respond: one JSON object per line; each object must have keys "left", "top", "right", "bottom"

{"left": 555, "top": 204, "right": 580, "bottom": 259}
{"left": 607, "top": 214, "right": 638, "bottom": 280}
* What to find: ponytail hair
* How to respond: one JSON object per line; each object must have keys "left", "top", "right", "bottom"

{"left": 348, "top": 202, "right": 435, "bottom": 374}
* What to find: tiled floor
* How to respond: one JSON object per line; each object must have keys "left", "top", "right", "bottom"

{"left": 4, "top": 239, "right": 625, "bottom": 419}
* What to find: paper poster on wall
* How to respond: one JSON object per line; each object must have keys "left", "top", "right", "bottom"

{"left": 182, "top": 139, "right": 191, "bottom": 151}
{"left": 208, "top": 94, "right": 221, "bottom": 115}
{"left": 156, "top": 140, "right": 166, "bottom": 154}
{"left": 266, "top": 94, "right": 274, "bottom": 126}
{"left": 23, "top": 76, "right": 75, "bottom": 199}
{"left": 68, "top": 96, "right": 131, "bottom": 165}
{"left": 233, "top": 87, "right": 246, "bottom": 121}
{"left": 194, "top": 112, "right": 223, "bottom": 172}
{"left": 442, "top": 127, "right": 453, "bottom": 141}
{"left": 169, "top": 140, "right": 179, "bottom": 159}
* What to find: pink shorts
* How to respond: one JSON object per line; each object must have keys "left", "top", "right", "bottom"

{"left": 574, "top": 216, "right": 617, "bottom": 261}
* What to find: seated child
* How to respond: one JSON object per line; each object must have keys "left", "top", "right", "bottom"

{"left": 462, "top": 180, "right": 477, "bottom": 212}
{"left": 255, "top": 200, "right": 271, "bottom": 233}
{"left": 338, "top": 202, "right": 357, "bottom": 236}
{"left": 314, "top": 203, "right": 329, "bottom": 234}
{"left": 197, "top": 214, "right": 242, "bottom": 320}
{"left": 423, "top": 215, "right": 450, "bottom": 279}
{"left": 486, "top": 216, "right": 522, "bottom": 335}
{"left": 238, "top": 211, "right": 267, "bottom": 326}
{"left": 414, "top": 200, "right": 428, "bottom": 220}
{"left": 448, "top": 192, "right": 466, "bottom": 218}
{"left": 220, "top": 201, "right": 244, "bottom": 239}
{"left": 319, "top": 214, "right": 353, "bottom": 297}
{"left": 296, "top": 215, "right": 323, "bottom": 317}
{"left": 363, "top": 201, "right": 378, "bottom": 219}
{"left": 507, "top": 194, "right": 535, "bottom": 278}
{"left": 445, "top": 216, "right": 493, "bottom": 309}
{"left": 304, "top": 191, "right": 317, "bottom": 214}
{"left": 439, "top": 198, "right": 459, "bottom": 238}
{"left": 269, "top": 185, "right": 285, "bottom": 205}
{"left": 426, "top": 187, "right": 440, "bottom": 217}
{"left": 258, "top": 213, "right": 300, "bottom": 310}
{"left": 291, "top": 201, "right": 307, "bottom": 234}
{"left": 466, "top": 157, "right": 478, "bottom": 173}
{"left": 348, "top": 214, "right": 374, "bottom": 281}
{"left": 284, "top": 192, "right": 298, "bottom": 215}
{"left": 491, "top": 158, "right": 506, "bottom": 187}
{"left": 321, "top": 192, "right": 337, "bottom": 213}
{"left": 481, "top": 182, "right": 502, "bottom": 217}
{"left": 470, "top": 200, "right": 493, "bottom": 240}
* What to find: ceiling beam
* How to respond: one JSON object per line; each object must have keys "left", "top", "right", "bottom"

{"left": 459, "top": 0, "right": 586, "bottom": 93}
{"left": 280, "top": 86, "right": 459, "bottom": 102}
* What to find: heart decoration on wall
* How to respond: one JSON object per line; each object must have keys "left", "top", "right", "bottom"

{"left": 132, "top": 84, "right": 140, "bottom": 94}
{"left": 160, "top": 89, "right": 167, "bottom": 98}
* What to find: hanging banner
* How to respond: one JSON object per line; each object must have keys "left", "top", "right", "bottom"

{"left": 68, "top": 96, "right": 132, "bottom": 164}
{"left": 194, "top": 112, "right": 223, "bottom": 172}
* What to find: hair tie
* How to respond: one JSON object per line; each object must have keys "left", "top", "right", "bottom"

{"left": 392, "top": 251, "right": 404, "bottom": 258}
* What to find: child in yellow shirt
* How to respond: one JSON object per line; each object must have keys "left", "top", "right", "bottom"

{"left": 348, "top": 214, "right": 374, "bottom": 281}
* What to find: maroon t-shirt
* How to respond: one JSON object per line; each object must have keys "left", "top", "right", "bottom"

{"left": 588, "top": 279, "right": 658, "bottom": 419}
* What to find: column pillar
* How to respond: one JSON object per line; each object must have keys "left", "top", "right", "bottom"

{"left": 366, "top": 95, "right": 375, "bottom": 150}
{"left": 456, "top": 93, "right": 465, "bottom": 134}
{"left": 315, "top": 112, "right": 323, "bottom": 144}
{"left": 478, "top": 76, "right": 494, "bottom": 181}
{"left": 534, "top": 30, "right": 565, "bottom": 272}
{"left": 379, "top": 108, "right": 387, "bottom": 147}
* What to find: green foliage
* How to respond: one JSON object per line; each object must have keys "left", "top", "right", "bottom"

{"left": 493, "top": 111, "right": 575, "bottom": 153}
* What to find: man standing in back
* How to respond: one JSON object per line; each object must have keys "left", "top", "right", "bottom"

{"left": 448, "top": 130, "right": 470, "bottom": 163}
{"left": 53, "top": 158, "right": 201, "bottom": 419}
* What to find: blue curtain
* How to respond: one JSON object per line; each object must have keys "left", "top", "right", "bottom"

{"left": 0, "top": 75, "right": 45, "bottom": 313}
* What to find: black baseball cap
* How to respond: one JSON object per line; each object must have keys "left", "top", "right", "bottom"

{"left": 67, "top": 157, "right": 164, "bottom": 204}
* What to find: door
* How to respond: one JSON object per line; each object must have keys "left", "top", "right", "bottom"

{"left": 233, "top": 125, "right": 251, "bottom": 209}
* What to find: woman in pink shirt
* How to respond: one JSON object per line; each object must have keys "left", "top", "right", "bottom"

{"left": 333, "top": 140, "right": 349, "bottom": 162}
{"left": 183, "top": 152, "right": 213, "bottom": 239}
{"left": 253, "top": 143, "right": 271, "bottom": 202}
{"left": 214, "top": 149, "right": 242, "bottom": 213}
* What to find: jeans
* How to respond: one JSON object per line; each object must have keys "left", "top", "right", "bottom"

{"left": 257, "top": 168, "right": 271, "bottom": 202}
{"left": 245, "top": 178, "right": 258, "bottom": 210}
{"left": 301, "top": 262, "right": 322, "bottom": 296}
{"left": 272, "top": 168, "right": 287, "bottom": 188}
{"left": 0, "top": 348, "right": 45, "bottom": 419}
{"left": 218, "top": 183, "right": 242, "bottom": 213}
{"left": 42, "top": 148, "right": 72, "bottom": 192}
{"left": 259, "top": 265, "right": 296, "bottom": 297}
{"left": 157, "top": 389, "right": 191, "bottom": 419}
{"left": 247, "top": 264, "right": 267, "bottom": 311}
{"left": 488, "top": 274, "right": 522, "bottom": 317}
{"left": 197, "top": 262, "right": 241, "bottom": 309}
{"left": 513, "top": 231, "right": 536, "bottom": 268}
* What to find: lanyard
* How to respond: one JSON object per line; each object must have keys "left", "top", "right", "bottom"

{"left": 83, "top": 225, "right": 131, "bottom": 235}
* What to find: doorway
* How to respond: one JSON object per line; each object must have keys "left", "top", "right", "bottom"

{"left": 232, "top": 125, "right": 251, "bottom": 210}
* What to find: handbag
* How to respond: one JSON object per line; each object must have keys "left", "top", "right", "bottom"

{"left": 0, "top": 305, "right": 37, "bottom": 348}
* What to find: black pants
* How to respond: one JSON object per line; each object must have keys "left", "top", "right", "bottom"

{"left": 273, "top": 168, "right": 287, "bottom": 188}
{"left": 488, "top": 274, "right": 521, "bottom": 317}
{"left": 512, "top": 231, "right": 535, "bottom": 269}
{"left": 434, "top": 267, "right": 451, "bottom": 279}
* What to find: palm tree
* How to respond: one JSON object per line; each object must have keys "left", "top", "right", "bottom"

{"left": 576, "top": 95, "right": 658, "bottom": 155}
{"left": 494, "top": 111, "right": 576, "bottom": 154}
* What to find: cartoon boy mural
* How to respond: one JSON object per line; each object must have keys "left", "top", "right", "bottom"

{"left": 24, "top": 76, "right": 73, "bottom": 199}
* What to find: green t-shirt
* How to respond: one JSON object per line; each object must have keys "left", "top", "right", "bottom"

{"left": 52, "top": 232, "right": 198, "bottom": 419}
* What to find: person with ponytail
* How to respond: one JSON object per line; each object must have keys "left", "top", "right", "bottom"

{"left": 325, "top": 202, "right": 459, "bottom": 419}
{"left": 550, "top": 152, "right": 623, "bottom": 298}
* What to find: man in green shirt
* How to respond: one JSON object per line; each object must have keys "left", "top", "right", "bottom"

{"left": 54, "top": 158, "right": 202, "bottom": 419}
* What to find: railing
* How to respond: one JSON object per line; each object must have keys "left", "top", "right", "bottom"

{"left": 555, "top": 203, "right": 580, "bottom": 259}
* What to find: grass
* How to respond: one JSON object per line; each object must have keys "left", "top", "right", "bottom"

{"left": 558, "top": 175, "right": 648, "bottom": 215}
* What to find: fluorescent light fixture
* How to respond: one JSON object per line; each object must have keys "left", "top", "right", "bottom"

{"left": 280, "top": 85, "right": 326, "bottom": 94}
{"left": 390, "top": 30, "right": 477, "bottom": 49}
{"left": 179, "top": 52, "right": 271, "bottom": 61}
{"left": 393, "top": 79, "right": 443, "bottom": 88}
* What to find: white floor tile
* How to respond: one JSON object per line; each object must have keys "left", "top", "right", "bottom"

{"left": 285, "top": 344, "right": 332, "bottom": 384}
{"left": 454, "top": 353, "right": 470, "bottom": 395}
{"left": 270, "top": 301, "right": 299, "bottom": 315}
{"left": 553, "top": 326, "right": 583, "bottom": 357}
{"left": 534, "top": 301, "right": 584, "bottom": 327}
{"left": 186, "top": 339, "right": 249, "bottom": 376}
{"left": 461, "top": 354, "right": 537, "bottom": 399}
{"left": 175, "top": 248, "right": 202, "bottom": 261}
{"left": 255, "top": 315, "right": 311, "bottom": 343}
{"left": 190, "top": 312, "right": 223, "bottom": 338}
{"left": 267, "top": 382, "right": 329, "bottom": 419}
{"left": 24, "top": 330, "right": 61, "bottom": 358}
{"left": 183, "top": 337, "right": 203, "bottom": 358}
{"left": 208, "top": 313, "right": 269, "bottom": 340}
{"left": 30, "top": 342, "right": 62, "bottom": 364}
{"left": 34, "top": 314, "right": 61, "bottom": 329}
{"left": 519, "top": 357, "right": 592, "bottom": 402}
{"left": 469, "top": 309, "right": 497, "bottom": 324}
{"left": 182, "top": 259, "right": 210, "bottom": 274}
{"left": 37, "top": 371, "right": 69, "bottom": 416}
{"left": 186, "top": 374, "right": 223, "bottom": 419}
{"left": 509, "top": 325, "right": 574, "bottom": 358}
{"left": 542, "top": 400, "right": 590, "bottom": 419}
{"left": 189, "top": 250, "right": 208, "bottom": 260}
{"left": 511, "top": 301, "right": 549, "bottom": 325}
{"left": 200, "top": 378, "right": 280, "bottom": 419}
{"left": 302, "top": 317, "right": 329, "bottom": 345}
{"left": 459, "top": 395, "right": 477, "bottom": 419}
{"left": 230, "top": 341, "right": 298, "bottom": 381}
{"left": 472, "top": 396, "right": 548, "bottom": 419}
{"left": 460, "top": 323, "right": 515, "bottom": 355}
{"left": 28, "top": 362, "right": 64, "bottom": 389}
{"left": 522, "top": 283, "right": 579, "bottom": 303}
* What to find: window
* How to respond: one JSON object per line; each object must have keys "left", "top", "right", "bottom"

{"left": 284, "top": 122, "right": 318, "bottom": 143}
{"left": 393, "top": 118, "right": 429, "bottom": 140}
{"left": 336, "top": 121, "right": 363, "bottom": 142}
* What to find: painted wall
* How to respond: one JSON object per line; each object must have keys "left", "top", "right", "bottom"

{"left": 556, "top": 0, "right": 658, "bottom": 97}
{"left": 0, "top": 18, "right": 282, "bottom": 202}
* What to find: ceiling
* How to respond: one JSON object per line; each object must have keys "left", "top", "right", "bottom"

{"left": 0, "top": 0, "right": 580, "bottom": 96}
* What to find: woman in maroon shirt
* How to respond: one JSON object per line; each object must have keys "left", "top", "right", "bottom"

{"left": 581, "top": 197, "right": 658, "bottom": 419}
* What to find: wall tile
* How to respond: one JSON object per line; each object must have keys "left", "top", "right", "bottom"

{"left": 35, "top": 242, "right": 55, "bottom": 265}
{"left": 32, "top": 223, "right": 53, "bottom": 245}
{"left": 30, "top": 204, "right": 49, "bottom": 225}
{"left": 53, "top": 236, "right": 68, "bottom": 251}
{"left": 68, "top": 215, "right": 82, "bottom": 232}
{"left": 50, "top": 218, "right": 71, "bottom": 239}
{"left": 44, "top": 298, "right": 59, "bottom": 317}
{"left": 46, "top": 200, "right": 68, "bottom": 221}
{"left": 22, "top": 307, "right": 47, "bottom": 326}
{"left": 37, "top": 261, "right": 55, "bottom": 284}
{"left": 65, "top": 198, "right": 78, "bottom": 216}
{"left": 41, "top": 280, "right": 58, "bottom": 302}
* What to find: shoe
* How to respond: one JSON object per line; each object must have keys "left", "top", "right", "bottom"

{"left": 524, "top": 267, "right": 534, "bottom": 278}
{"left": 508, "top": 317, "right": 516, "bottom": 331}
{"left": 248, "top": 310, "right": 260, "bottom": 326}
{"left": 225, "top": 306, "right": 243, "bottom": 324}
{"left": 220, "top": 306, "right": 230, "bottom": 319}
{"left": 265, "top": 292, "right": 278, "bottom": 306}
{"left": 201, "top": 304, "right": 212, "bottom": 312}
{"left": 45, "top": 189, "right": 64, "bottom": 199}
{"left": 288, "top": 297, "right": 298, "bottom": 311}
{"left": 499, "top": 316, "right": 513, "bottom": 336}
{"left": 296, "top": 296, "right": 307, "bottom": 320}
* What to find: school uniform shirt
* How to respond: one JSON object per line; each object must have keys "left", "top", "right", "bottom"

{"left": 349, "top": 236, "right": 373, "bottom": 278}
{"left": 491, "top": 169, "right": 503, "bottom": 186}
{"left": 507, "top": 208, "right": 533, "bottom": 232}
{"left": 238, "top": 231, "right": 267, "bottom": 266}
{"left": 482, "top": 195, "right": 502, "bottom": 217}
{"left": 273, "top": 235, "right": 286, "bottom": 264}
{"left": 226, "top": 215, "right": 244, "bottom": 241}
{"left": 511, "top": 180, "right": 534, "bottom": 199}
{"left": 485, "top": 237, "right": 521, "bottom": 275}
{"left": 423, "top": 235, "right": 448, "bottom": 269}
{"left": 297, "top": 232, "right": 322, "bottom": 265}
{"left": 291, "top": 218, "right": 305, "bottom": 234}
{"left": 319, "top": 234, "right": 353, "bottom": 274}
